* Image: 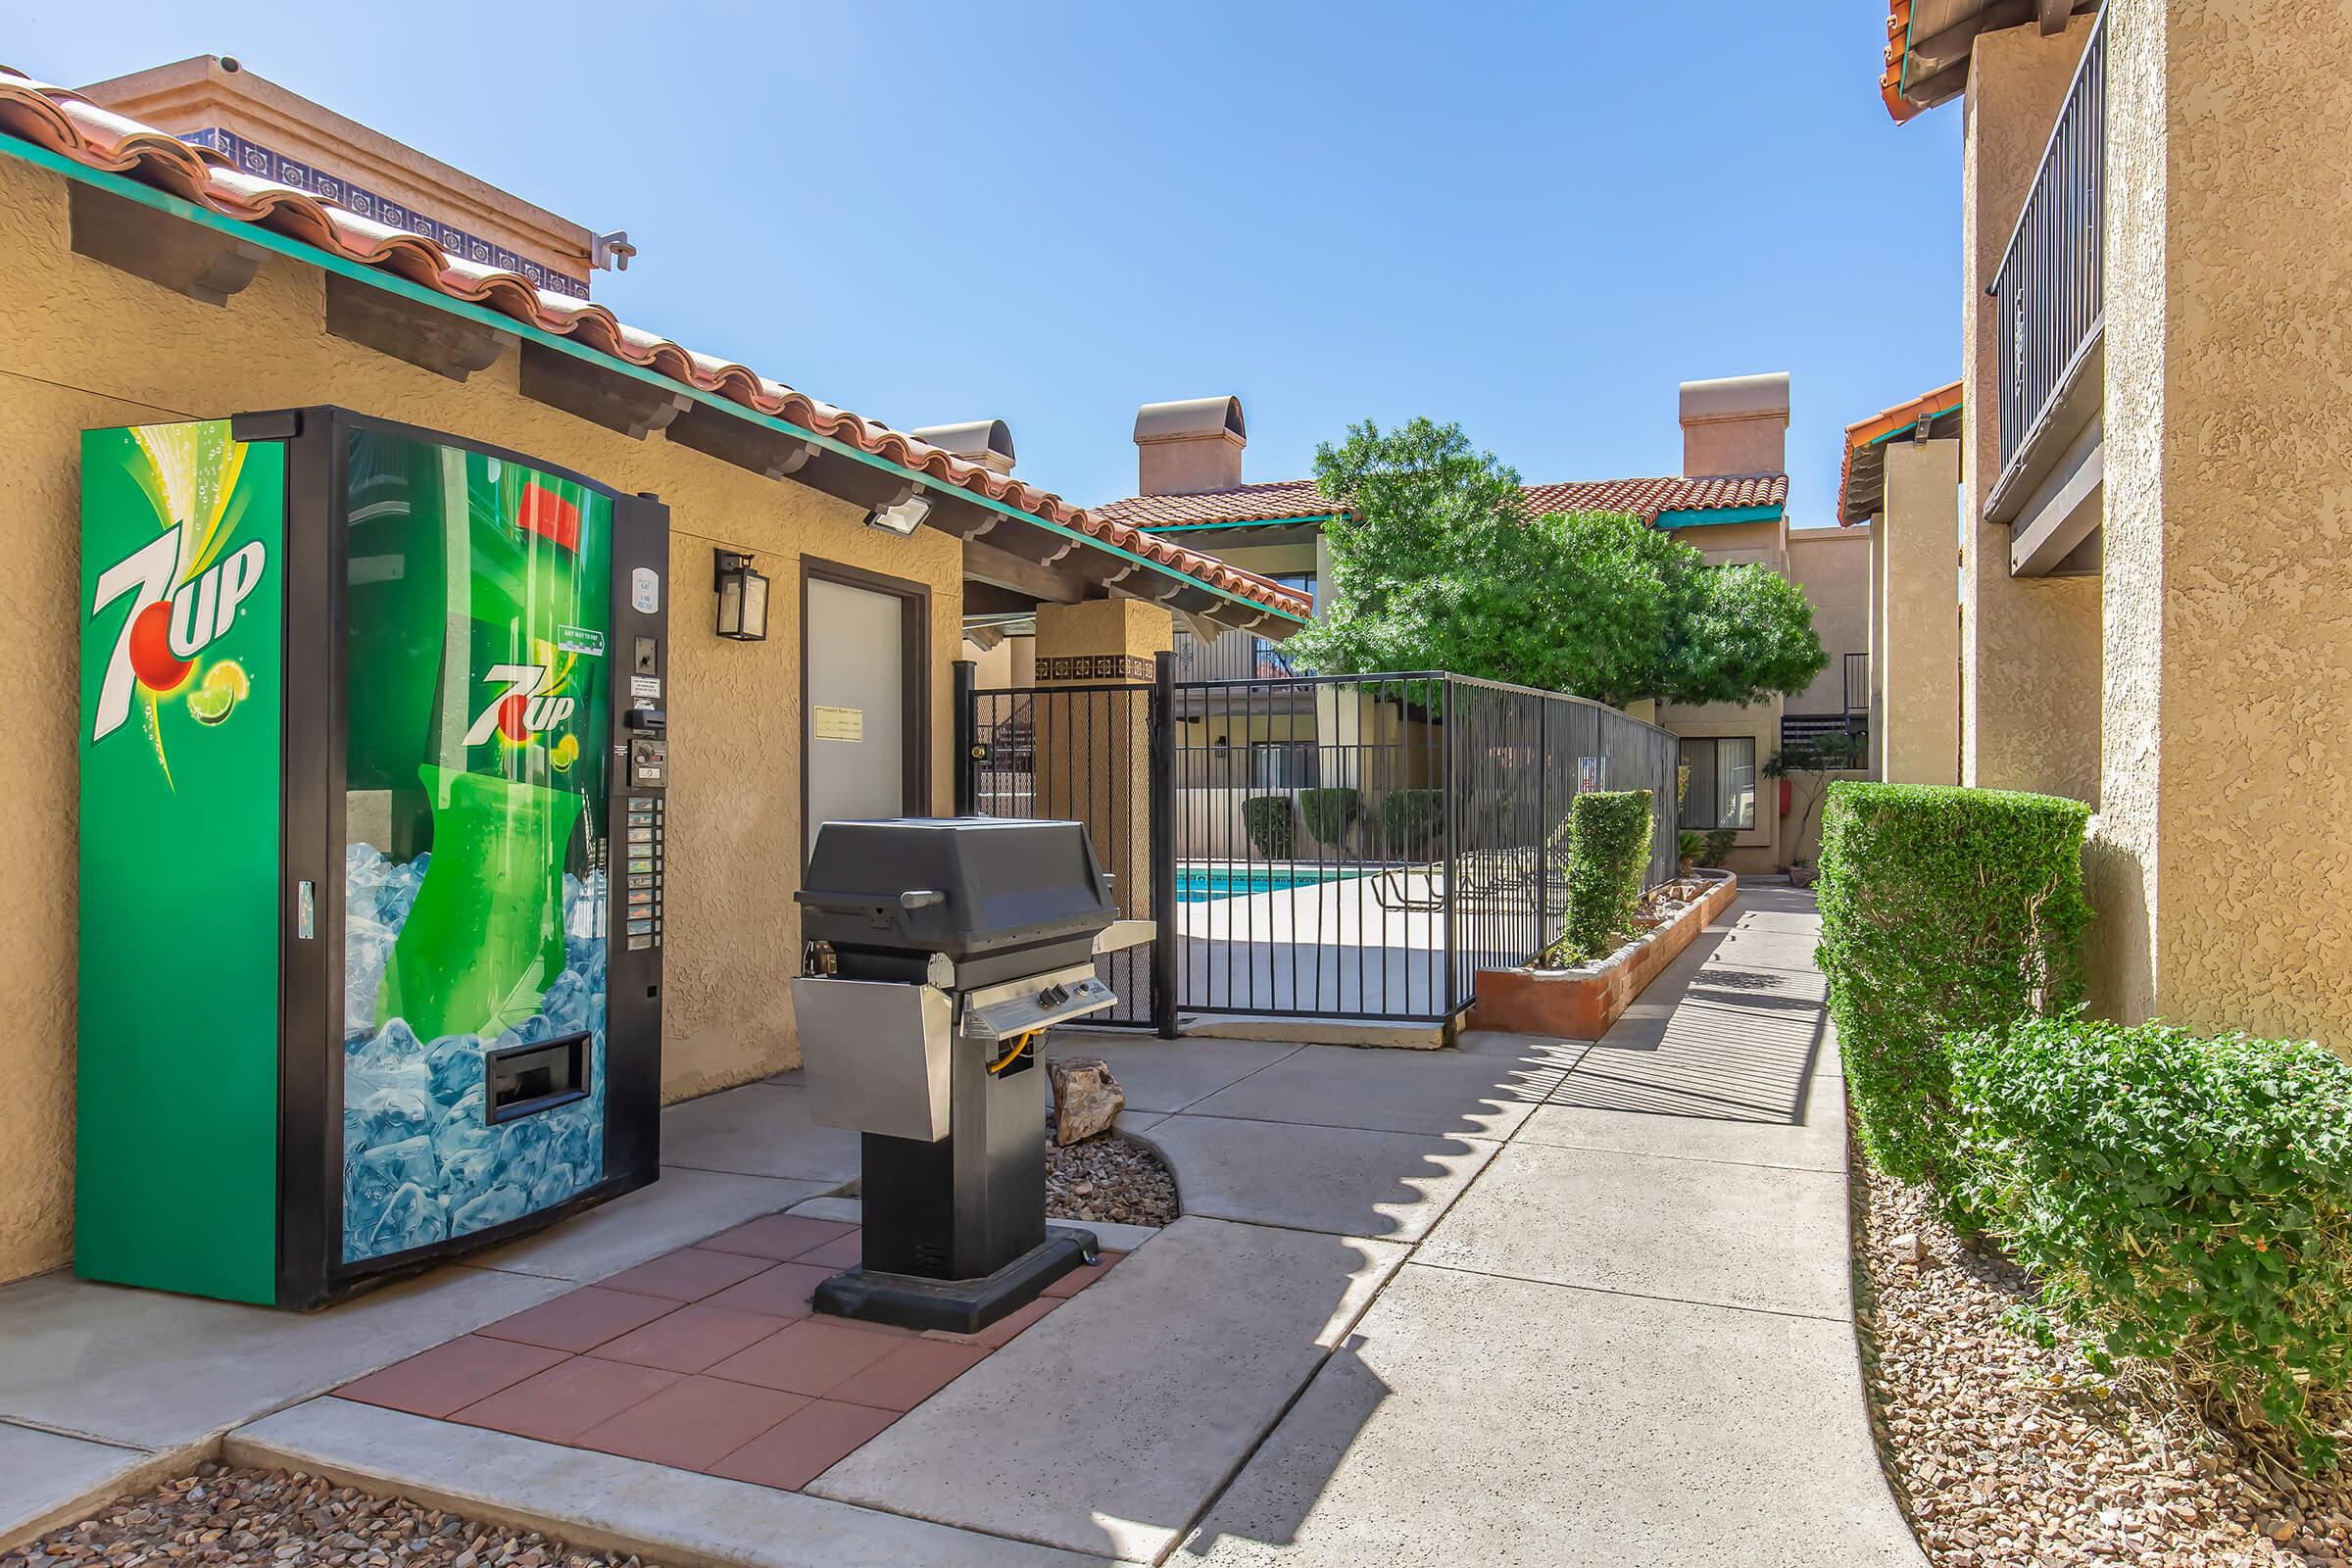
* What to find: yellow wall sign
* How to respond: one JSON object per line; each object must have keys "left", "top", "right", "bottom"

{"left": 812, "top": 705, "right": 864, "bottom": 742}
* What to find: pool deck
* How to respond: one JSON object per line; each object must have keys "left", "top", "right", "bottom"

{"left": 1173, "top": 860, "right": 1466, "bottom": 1019}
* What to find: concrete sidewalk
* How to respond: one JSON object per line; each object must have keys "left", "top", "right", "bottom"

{"left": 1178, "top": 884, "right": 1922, "bottom": 1566}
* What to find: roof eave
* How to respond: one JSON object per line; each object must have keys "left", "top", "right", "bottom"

{"left": 0, "top": 91, "right": 1309, "bottom": 627}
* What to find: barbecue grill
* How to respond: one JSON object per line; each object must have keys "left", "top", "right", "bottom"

{"left": 791, "top": 816, "right": 1119, "bottom": 1331}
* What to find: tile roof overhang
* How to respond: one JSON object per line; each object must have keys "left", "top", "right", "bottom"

{"left": 1880, "top": 0, "right": 2099, "bottom": 122}
{"left": 0, "top": 68, "right": 1310, "bottom": 631}
{"left": 1836, "top": 381, "right": 1963, "bottom": 524}
{"left": 1103, "top": 472, "right": 1790, "bottom": 535}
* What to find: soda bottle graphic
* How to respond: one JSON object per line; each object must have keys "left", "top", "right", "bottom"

{"left": 371, "top": 452, "right": 608, "bottom": 1042}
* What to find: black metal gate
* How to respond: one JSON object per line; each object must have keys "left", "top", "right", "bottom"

{"left": 956, "top": 661, "right": 1170, "bottom": 1032}
{"left": 956, "top": 659, "right": 1681, "bottom": 1034}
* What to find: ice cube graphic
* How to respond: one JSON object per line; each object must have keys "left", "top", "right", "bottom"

{"left": 422, "top": 1033, "right": 484, "bottom": 1105}
{"left": 541, "top": 970, "right": 590, "bottom": 1036}
{"left": 527, "top": 1162, "right": 579, "bottom": 1209}
{"left": 439, "top": 1144, "right": 502, "bottom": 1213}
{"left": 344, "top": 912, "right": 399, "bottom": 1041}
{"left": 432, "top": 1088, "right": 498, "bottom": 1164}
{"left": 367, "top": 1182, "right": 448, "bottom": 1257}
{"left": 343, "top": 1135, "right": 438, "bottom": 1258}
{"left": 452, "top": 1183, "right": 529, "bottom": 1237}
{"left": 347, "top": 1018, "right": 424, "bottom": 1074}
{"left": 349, "top": 1081, "right": 435, "bottom": 1153}
{"left": 486, "top": 1117, "right": 555, "bottom": 1195}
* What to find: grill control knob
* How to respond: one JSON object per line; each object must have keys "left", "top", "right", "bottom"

{"left": 1039, "top": 982, "right": 1069, "bottom": 1006}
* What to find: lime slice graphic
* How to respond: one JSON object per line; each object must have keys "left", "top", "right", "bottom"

{"left": 186, "top": 660, "right": 249, "bottom": 726}
{"left": 186, "top": 683, "right": 235, "bottom": 725}
{"left": 551, "top": 733, "right": 580, "bottom": 770}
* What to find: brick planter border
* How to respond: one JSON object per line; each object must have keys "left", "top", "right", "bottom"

{"left": 1467, "top": 871, "right": 1738, "bottom": 1040}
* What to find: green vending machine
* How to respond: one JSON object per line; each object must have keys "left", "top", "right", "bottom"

{"left": 76, "top": 409, "right": 672, "bottom": 1307}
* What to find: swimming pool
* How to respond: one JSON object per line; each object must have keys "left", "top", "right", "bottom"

{"left": 1176, "top": 865, "right": 1366, "bottom": 904}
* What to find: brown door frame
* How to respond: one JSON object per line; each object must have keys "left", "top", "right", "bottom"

{"left": 800, "top": 558, "right": 932, "bottom": 868}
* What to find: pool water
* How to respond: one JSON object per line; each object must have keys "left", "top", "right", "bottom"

{"left": 1177, "top": 865, "right": 1365, "bottom": 904}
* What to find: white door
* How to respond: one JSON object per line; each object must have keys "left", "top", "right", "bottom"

{"left": 806, "top": 575, "right": 906, "bottom": 855}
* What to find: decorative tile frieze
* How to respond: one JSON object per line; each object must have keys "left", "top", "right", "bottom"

{"left": 180, "top": 127, "right": 592, "bottom": 299}
{"left": 1042, "top": 655, "right": 1156, "bottom": 684}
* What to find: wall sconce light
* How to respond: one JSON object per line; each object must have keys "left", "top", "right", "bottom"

{"left": 866, "top": 490, "right": 934, "bottom": 537}
{"left": 713, "top": 549, "right": 769, "bottom": 642}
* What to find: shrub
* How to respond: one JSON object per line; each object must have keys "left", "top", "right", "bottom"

{"left": 1815, "top": 782, "right": 2090, "bottom": 1187}
{"left": 1379, "top": 788, "right": 1443, "bottom": 859}
{"left": 1561, "top": 790, "right": 1653, "bottom": 961}
{"left": 1241, "top": 795, "right": 1296, "bottom": 859}
{"left": 1950, "top": 1015, "right": 2352, "bottom": 1467}
{"left": 1677, "top": 828, "right": 1704, "bottom": 867}
{"left": 1296, "top": 787, "right": 1361, "bottom": 849}
{"left": 1698, "top": 826, "right": 1738, "bottom": 867}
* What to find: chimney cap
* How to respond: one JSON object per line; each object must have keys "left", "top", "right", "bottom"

{"left": 1679, "top": 372, "right": 1790, "bottom": 426}
{"left": 910, "top": 418, "right": 1015, "bottom": 473}
{"left": 1135, "top": 396, "right": 1246, "bottom": 445}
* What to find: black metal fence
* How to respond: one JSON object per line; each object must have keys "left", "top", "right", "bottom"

{"left": 959, "top": 661, "right": 1682, "bottom": 1031}
{"left": 957, "top": 670, "right": 1158, "bottom": 1027}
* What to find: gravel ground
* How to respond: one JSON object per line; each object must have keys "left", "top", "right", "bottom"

{"left": 1, "top": 1463, "right": 656, "bottom": 1568}
{"left": 1046, "top": 1129, "right": 1176, "bottom": 1227}
{"left": 1855, "top": 1157, "right": 2352, "bottom": 1568}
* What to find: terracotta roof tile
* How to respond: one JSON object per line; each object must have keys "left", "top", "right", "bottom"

{"left": 1104, "top": 472, "right": 1788, "bottom": 532}
{"left": 1094, "top": 480, "right": 1340, "bottom": 531}
{"left": 0, "top": 68, "right": 1307, "bottom": 622}
{"left": 1519, "top": 473, "right": 1788, "bottom": 524}
{"left": 1835, "top": 380, "right": 1962, "bottom": 524}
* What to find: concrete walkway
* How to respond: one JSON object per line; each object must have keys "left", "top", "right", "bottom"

{"left": 2, "top": 887, "right": 1920, "bottom": 1567}
{"left": 1177, "top": 883, "right": 1922, "bottom": 1566}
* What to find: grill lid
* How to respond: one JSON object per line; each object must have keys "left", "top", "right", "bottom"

{"left": 796, "top": 817, "right": 1116, "bottom": 961}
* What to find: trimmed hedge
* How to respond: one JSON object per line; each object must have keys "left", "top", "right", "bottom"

{"left": 1241, "top": 795, "right": 1295, "bottom": 859}
{"left": 1814, "top": 782, "right": 2090, "bottom": 1187}
{"left": 1562, "top": 789, "right": 1653, "bottom": 961}
{"left": 1297, "top": 787, "right": 1361, "bottom": 849}
{"left": 1379, "top": 788, "right": 1443, "bottom": 859}
{"left": 1950, "top": 1016, "right": 2352, "bottom": 1467}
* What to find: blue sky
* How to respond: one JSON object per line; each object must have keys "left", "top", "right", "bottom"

{"left": 20, "top": 2, "right": 1961, "bottom": 523}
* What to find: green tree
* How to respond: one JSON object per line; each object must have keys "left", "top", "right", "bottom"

{"left": 1286, "top": 418, "right": 1827, "bottom": 708}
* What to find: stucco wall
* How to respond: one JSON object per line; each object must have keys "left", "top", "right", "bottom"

{"left": 2090, "top": 0, "right": 2352, "bottom": 1047}
{"left": 0, "top": 154, "right": 964, "bottom": 1283}
{"left": 1881, "top": 439, "right": 1963, "bottom": 785}
{"left": 1958, "top": 18, "right": 2104, "bottom": 804}
{"left": 1785, "top": 525, "right": 1871, "bottom": 717}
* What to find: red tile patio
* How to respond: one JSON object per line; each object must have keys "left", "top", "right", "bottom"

{"left": 334, "top": 1224, "right": 1121, "bottom": 1494}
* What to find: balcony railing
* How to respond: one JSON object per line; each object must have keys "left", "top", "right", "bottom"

{"left": 1171, "top": 626, "right": 1298, "bottom": 684}
{"left": 1989, "top": 5, "right": 2105, "bottom": 490}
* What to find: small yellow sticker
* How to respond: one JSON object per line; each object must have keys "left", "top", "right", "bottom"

{"left": 813, "top": 705, "right": 864, "bottom": 742}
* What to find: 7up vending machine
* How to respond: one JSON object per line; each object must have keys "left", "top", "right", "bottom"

{"left": 77, "top": 409, "right": 670, "bottom": 1307}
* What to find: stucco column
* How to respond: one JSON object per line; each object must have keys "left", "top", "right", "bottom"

{"left": 1031, "top": 599, "right": 1173, "bottom": 920}
{"left": 2088, "top": 0, "right": 2352, "bottom": 1048}
{"left": 1958, "top": 18, "right": 2104, "bottom": 802}
{"left": 1881, "top": 439, "right": 1963, "bottom": 785}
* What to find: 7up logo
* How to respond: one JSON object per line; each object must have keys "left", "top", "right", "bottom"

{"left": 89, "top": 525, "right": 267, "bottom": 744}
{"left": 465, "top": 664, "right": 577, "bottom": 746}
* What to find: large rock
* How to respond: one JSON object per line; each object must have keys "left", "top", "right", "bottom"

{"left": 1047, "top": 1056, "right": 1125, "bottom": 1147}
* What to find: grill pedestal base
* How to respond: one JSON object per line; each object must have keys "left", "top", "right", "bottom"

{"left": 811, "top": 1224, "right": 1099, "bottom": 1334}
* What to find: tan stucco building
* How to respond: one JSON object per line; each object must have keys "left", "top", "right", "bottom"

{"left": 0, "top": 62, "right": 1305, "bottom": 1286}
{"left": 1879, "top": 0, "right": 2352, "bottom": 1049}
{"left": 1075, "top": 376, "right": 1879, "bottom": 876}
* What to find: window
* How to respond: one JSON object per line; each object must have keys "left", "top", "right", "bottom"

{"left": 1679, "top": 736, "right": 1756, "bottom": 832}
{"left": 1254, "top": 572, "right": 1315, "bottom": 677}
